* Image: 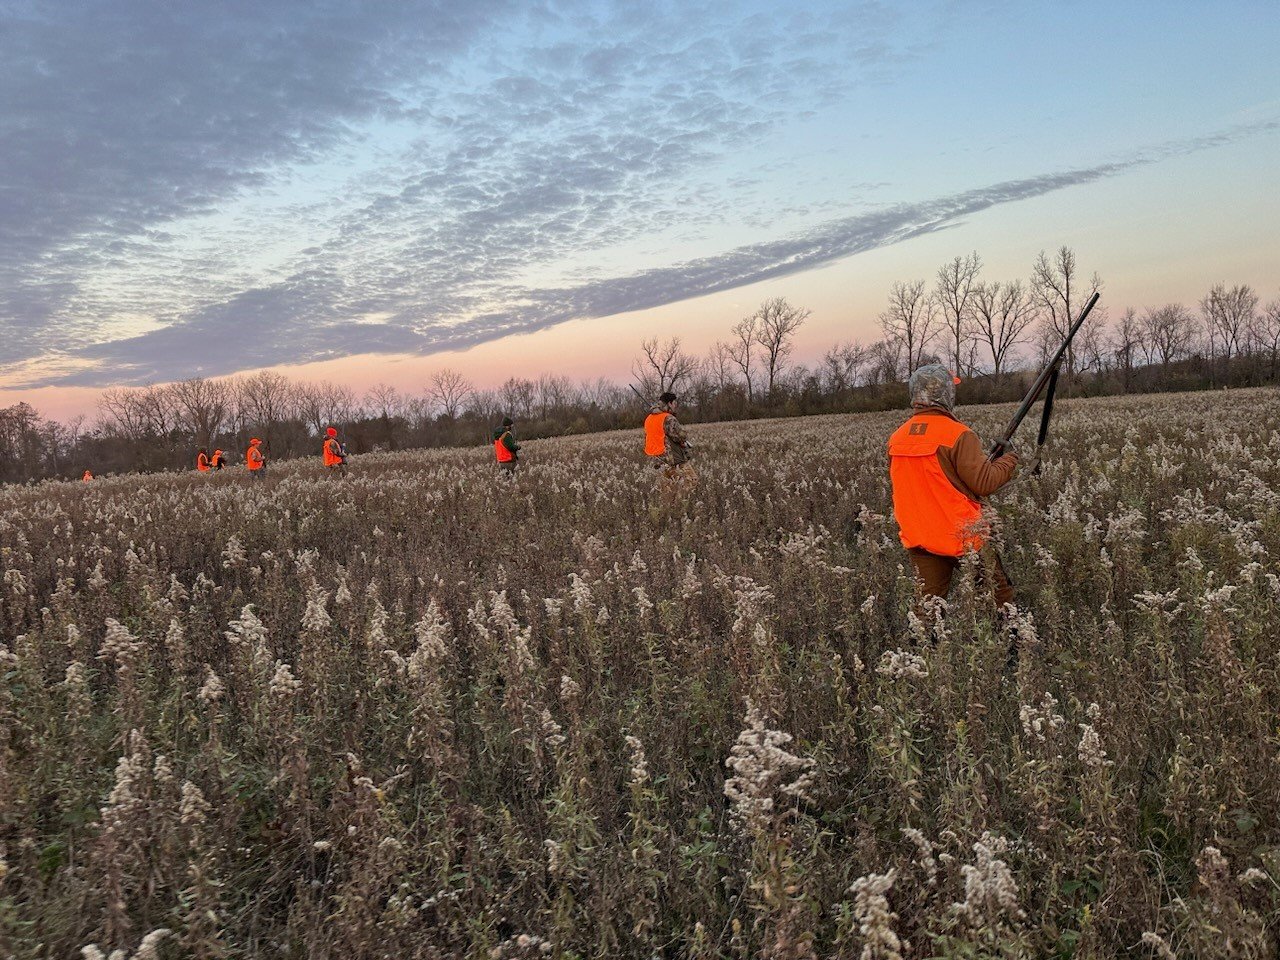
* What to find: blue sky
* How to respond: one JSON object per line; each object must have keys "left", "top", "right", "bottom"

{"left": 1, "top": 0, "right": 1277, "bottom": 407}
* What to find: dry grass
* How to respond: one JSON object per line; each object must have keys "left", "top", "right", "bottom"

{"left": 1, "top": 390, "right": 1278, "bottom": 958}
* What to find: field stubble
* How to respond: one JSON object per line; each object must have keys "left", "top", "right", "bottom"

{"left": 1, "top": 389, "right": 1279, "bottom": 958}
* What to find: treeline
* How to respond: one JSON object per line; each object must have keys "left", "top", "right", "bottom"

{"left": 2, "top": 246, "right": 1277, "bottom": 484}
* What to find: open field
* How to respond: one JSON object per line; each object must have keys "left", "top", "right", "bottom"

{"left": 2, "top": 389, "right": 1279, "bottom": 958}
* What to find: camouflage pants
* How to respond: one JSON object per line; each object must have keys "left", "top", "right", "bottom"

{"left": 651, "top": 459, "right": 697, "bottom": 494}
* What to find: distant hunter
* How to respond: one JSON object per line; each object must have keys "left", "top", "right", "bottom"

{"left": 643, "top": 391, "right": 693, "bottom": 478}
{"left": 494, "top": 417, "right": 521, "bottom": 473}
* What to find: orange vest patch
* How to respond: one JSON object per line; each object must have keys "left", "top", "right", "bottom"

{"left": 495, "top": 433, "right": 515, "bottom": 463}
{"left": 644, "top": 412, "right": 669, "bottom": 457}
{"left": 323, "top": 438, "right": 343, "bottom": 466}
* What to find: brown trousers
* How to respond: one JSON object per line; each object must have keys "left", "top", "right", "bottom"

{"left": 907, "top": 547, "right": 1015, "bottom": 607}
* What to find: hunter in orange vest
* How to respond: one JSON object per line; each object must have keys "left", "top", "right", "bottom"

{"left": 210, "top": 449, "right": 225, "bottom": 470}
{"left": 323, "top": 427, "right": 346, "bottom": 471}
{"left": 82, "top": 470, "right": 93, "bottom": 483}
{"left": 644, "top": 392, "right": 692, "bottom": 474}
{"left": 493, "top": 417, "right": 520, "bottom": 472}
{"left": 197, "top": 448, "right": 211, "bottom": 472}
{"left": 246, "top": 438, "right": 266, "bottom": 478}
{"left": 888, "top": 365, "right": 1018, "bottom": 606}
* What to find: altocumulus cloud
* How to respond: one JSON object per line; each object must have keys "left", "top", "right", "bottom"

{"left": 1, "top": 0, "right": 931, "bottom": 384}
{"left": 1, "top": 1, "right": 1275, "bottom": 387}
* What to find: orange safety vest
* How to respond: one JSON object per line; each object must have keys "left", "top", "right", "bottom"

{"left": 247, "top": 445, "right": 265, "bottom": 471}
{"left": 644, "top": 412, "right": 670, "bottom": 457}
{"left": 494, "top": 432, "right": 515, "bottom": 463}
{"left": 887, "top": 414, "right": 985, "bottom": 557}
{"left": 197, "top": 453, "right": 210, "bottom": 472}
{"left": 82, "top": 471, "right": 93, "bottom": 483}
{"left": 323, "top": 437, "right": 343, "bottom": 467}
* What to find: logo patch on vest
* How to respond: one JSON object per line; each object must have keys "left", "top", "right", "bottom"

{"left": 908, "top": 422, "right": 928, "bottom": 436}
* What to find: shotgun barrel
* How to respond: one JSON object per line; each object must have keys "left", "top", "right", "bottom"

{"left": 988, "top": 290, "right": 1100, "bottom": 460}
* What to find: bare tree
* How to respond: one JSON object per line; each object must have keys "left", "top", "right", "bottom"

{"left": 237, "top": 371, "right": 295, "bottom": 431}
{"left": 1108, "top": 307, "right": 1144, "bottom": 392}
{"left": 296, "top": 380, "right": 356, "bottom": 434}
{"left": 294, "top": 381, "right": 325, "bottom": 435}
{"left": 1200, "top": 283, "right": 1259, "bottom": 375}
{"left": 500, "top": 377, "right": 537, "bottom": 420}
{"left": 1257, "top": 298, "right": 1280, "bottom": 381}
{"left": 581, "top": 377, "right": 626, "bottom": 411}
{"left": 631, "top": 337, "right": 697, "bottom": 399}
{"left": 1143, "top": 304, "right": 1195, "bottom": 370}
{"left": 865, "top": 338, "right": 904, "bottom": 385}
{"left": 750, "top": 297, "right": 810, "bottom": 398}
{"left": 878, "top": 279, "right": 937, "bottom": 375}
{"left": 0, "top": 403, "right": 47, "bottom": 478}
{"left": 363, "top": 383, "right": 406, "bottom": 450}
{"left": 404, "top": 394, "right": 435, "bottom": 430}
{"left": 1075, "top": 309, "right": 1111, "bottom": 376}
{"left": 467, "top": 388, "right": 501, "bottom": 424}
{"left": 727, "top": 315, "right": 759, "bottom": 403}
{"left": 820, "top": 341, "right": 867, "bottom": 393}
{"left": 536, "top": 374, "right": 575, "bottom": 418}
{"left": 140, "top": 385, "right": 179, "bottom": 438}
{"left": 65, "top": 414, "right": 86, "bottom": 451}
{"left": 705, "top": 341, "right": 738, "bottom": 391}
{"left": 97, "top": 388, "right": 151, "bottom": 441}
{"left": 169, "top": 377, "right": 230, "bottom": 448}
{"left": 934, "top": 253, "right": 982, "bottom": 376}
{"left": 364, "top": 383, "right": 406, "bottom": 422}
{"left": 428, "top": 369, "right": 474, "bottom": 420}
{"left": 1030, "top": 246, "right": 1102, "bottom": 380}
{"left": 969, "top": 280, "right": 1037, "bottom": 382}
{"left": 328, "top": 384, "right": 359, "bottom": 425}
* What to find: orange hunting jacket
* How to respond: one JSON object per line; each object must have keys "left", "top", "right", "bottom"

{"left": 888, "top": 408, "right": 1018, "bottom": 557}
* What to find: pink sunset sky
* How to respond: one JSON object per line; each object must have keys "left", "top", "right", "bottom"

{"left": 2, "top": 1, "right": 1277, "bottom": 423}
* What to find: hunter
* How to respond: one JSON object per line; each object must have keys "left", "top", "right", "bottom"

{"left": 246, "top": 438, "right": 266, "bottom": 479}
{"left": 493, "top": 417, "right": 520, "bottom": 473}
{"left": 644, "top": 391, "right": 693, "bottom": 478}
{"left": 888, "top": 365, "right": 1018, "bottom": 606}
{"left": 323, "top": 426, "right": 346, "bottom": 472}
{"left": 196, "top": 448, "right": 211, "bottom": 472}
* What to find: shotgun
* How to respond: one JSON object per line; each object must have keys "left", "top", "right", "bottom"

{"left": 988, "top": 291, "right": 1100, "bottom": 462}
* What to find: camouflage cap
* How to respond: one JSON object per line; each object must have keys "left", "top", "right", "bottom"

{"left": 909, "top": 364, "right": 956, "bottom": 411}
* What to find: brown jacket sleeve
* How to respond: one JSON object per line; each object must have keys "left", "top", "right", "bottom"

{"left": 938, "top": 429, "right": 1018, "bottom": 499}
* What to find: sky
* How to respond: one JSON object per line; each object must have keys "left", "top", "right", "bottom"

{"left": 2, "top": 0, "right": 1278, "bottom": 421}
